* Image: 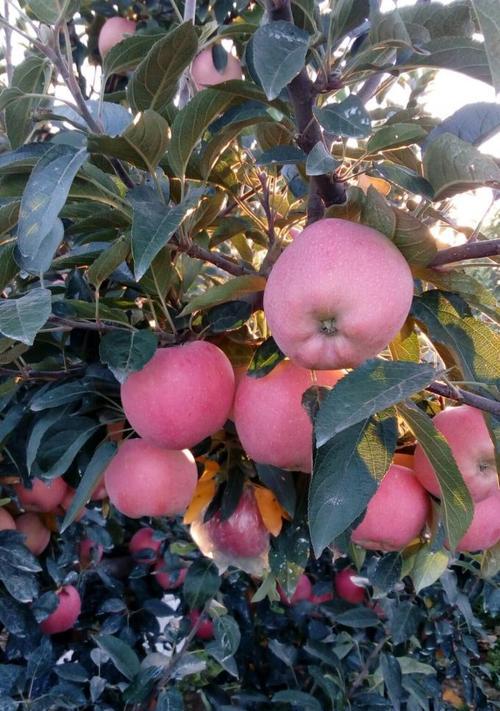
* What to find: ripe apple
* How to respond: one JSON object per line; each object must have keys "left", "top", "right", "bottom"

{"left": 104, "top": 439, "right": 198, "bottom": 518}
{"left": 154, "top": 562, "right": 187, "bottom": 590}
{"left": 351, "top": 464, "right": 430, "bottom": 551}
{"left": 278, "top": 574, "right": 313, "bottom": 606}
{"left": 79, "top": 538, "right": 104, "bottom": 567}
{"left": 16, "top": 513, "right": 50, "bottom": 555}
{"left": 121, "top": 342, "right": 235, "bottom": 450}
{"left": 98, "top": 17, "right": 136, "bottom": 58}
{"left": 335, "top": 568, "right": 366, "bottom": 604}
{"left": 0, "top": 507, "right": 16, "bottom": 531}
{"left": 309, "top": 590, "right": 334, "bottom": 605}
{"left": 40, "top": 585, "right": 81, "bottom": 635}
{"left": 91, "top": 477, "right": 107, "bottom": 501}
{"left": 129, "top": 527, "right": 162, "bottom": 563}
{"left": 14, "top": 477, "right": 68, "bottom": 513}
{"left": 234, "top": 359, "right": 342, "bottom": 472}
{"left": 413, "top": 405, "right": 497, "bottom": 502}
{"left": 191, "top": 47, "right": 242, "bottom": 90}
{"left": 188, "top": 609, "right": 214, "bottom": 640}
{"left": 455, "top": 493, "right": 500, "bottom": 552}
{"left": 263, "top": 218, "right": 414, "bottom": 369}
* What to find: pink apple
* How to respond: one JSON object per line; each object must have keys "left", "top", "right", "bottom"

{"left": 335, "top": 568, "right": 366, "bottom": 604}
{"left": 188, "top": 609, "right": 214, "bottom": 640}
{"left": 278, "top": 574, "right": 313, "bottom": 606}
{"left": 191, "top": 47, "right": 242, "bottom": 90}
{"left": 121, "top": 342, "right": 235, "bottom": 450}
{"left": 154, "top": 562, "right": 187, "bottom": 590}
{"left": 413, "top": 405, "right": 497, "bottom": 502}
{"left": 0, "top": 507, "right": 16, "bottom": 531}
{"left": 98, "top": 17, "right": 136, "bottom": 58}
{"left": 234, "top": 359, "right": 342, "bottom": 472}
{"left": 16, "top": 513, "right": 50, "bottom": 555}
{"left": 14, "top": 477, "right": 68, "bottom": 513}
{"left": 104, "top": 439, "right": 198, "bottom": 519}
{"left": 129, "top": 527, "right": 162, "bottom": 563}
{"left": 351, "top": 464, "right": 430, "bottom": 551}
{"left": 263, "top": 218, "right": 414, "bottom": 369}
{"left": 455, "top": 493, "right": 500, "bottom": 552}
{"left": 40, "top": 585, "right": 81, "bottom": 634}
{"left": 79, "top": 538, "right": 104, "bottom": 567}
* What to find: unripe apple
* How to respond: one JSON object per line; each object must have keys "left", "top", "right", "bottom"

{"left": 98, "top": 17, "right": 136, "bottom": 58}
{"left": 234, "top": 359, "right": 342, "bottom": 472}
{"left": 154, "top": 562, "right": 187, "bottom": 590}
{"left": 263, "top": 218, "right": 414, "bottom": 369}
{"left": 188, "top": 609, "right": 214, "bottom": 640}
{"left": 191, "top": 47, "right": 242, "bottom": 90}
{"left": 278, "top": 574, "right": 313, "bottom": 606}
{"left": 40, "top": 585, "right": 81, "bottom": 635}
{"left": 335, "top": 568, "right": 366, "bottom": 604}
{"left": 16, "top": 513, "right": 50, "bottom": 555}
{"left": 79, "top": 538, "right": 104, "bottom": 567}
{"left": 121, "top": 342, "right": 235, "bottom": 450}
{"left": 129, "top": 527, "right": 162, "bottom": 563}
{"left": 14, "top": 477, "right": 68, "bottom": 513}
{"left": 104, "top": 439, "right": 198, "bottom": 519}
{"left": 351, "top": 464, "right": 430, "bottom": 551}
{"left": 0, "top": 507, "right": 16, "bottom": 531}
{"left": 455, "top": 493, "right": 500, "bottom": 552}
{"left": 413, "top": 405, "right": 497, "bottom": 502}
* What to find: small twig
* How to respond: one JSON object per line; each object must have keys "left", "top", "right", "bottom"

{"left": 429, "top": 239, "right": 500, "bottom": 267}
{"left": 426, "top": 382, "right": 500, "bottom": 417}
{"left": 174, "top": 239, "right": 255, "bottom": 276}
{"left": 349, "top": 637, "right": 388, "bottom": 698}
{"left": 3, "top": 1, "right": 13, "bottom": 84}
{"left": 257, "top": 173, "right": 276, "bottom": 246}
{"left": 0, "top": 365, "right": 85, "bottom": 380}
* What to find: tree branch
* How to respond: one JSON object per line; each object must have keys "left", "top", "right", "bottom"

{"left": 426, "top": 382, "right": 500, "bottom": 417}
{"left": 174, "top": 240, "right": 255, "bottom": 276}
{"left": 430, "top": 239, "right": 500, "bottom": 267}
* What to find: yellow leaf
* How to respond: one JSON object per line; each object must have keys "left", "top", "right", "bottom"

{"left": 254, "top": 486, "right": 284, "bottom": 537}
{"left": 358, "top": 174, "right": 391, "bottom": 196}
{"left": 183, "top": 478, "right": 216, "bottom": 524}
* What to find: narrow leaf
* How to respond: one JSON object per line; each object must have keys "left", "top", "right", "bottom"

{"left": 180, "top": 275, "right": 266, "bottom": 316}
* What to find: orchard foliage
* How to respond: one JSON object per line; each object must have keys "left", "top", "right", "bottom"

{"left": 0, "top": 0, "right": 499, "bottom": 708}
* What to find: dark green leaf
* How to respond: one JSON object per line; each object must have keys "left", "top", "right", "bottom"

{"left": 26, "top": 407, "right": 68, "bottom": 474}
{"left": 314, "top": 96, "right": 371, "bottom": 138}
{"left": 256, "top": 145, "right": 306, "bottom": 166}
{"left": 206, "top": 300, "right": 252, "bottom": 333}
{"left": 368, "top": 553, "right": 402, "bottom": 591}
{"left": 392, "top": 209, "right": 437, "bottom": 266}
{"left": 360, "top": 186, "right": 396, "bottom": 238}
{"left": 305, "top": 142, "right": 340, "bottom": 176}
{"left": 367, "top": 123, "right": 427, "bottom": 153}
{"left": 255, "top": 463, "right": 296, "bottom": 518}
{"left": 329, "top": 0, "right": 370, "bottom": 46}
{"left": 331, "top": 607, "right": 380, "bottom": 628}
{"left": 103, "top": 32, "right": 165, "bottom": 78}
{"left": 99, "top": 330, "right": 157, "bottom": 383}
{"left": 4, "top": 55, "right": 51, "bottom": 149}
{"left": 0, "top": 243, "right": 19, "bottom": 291}
{"left": 380, "top": 653, "right": 402, "bottom": 711}
{"left": 34, "top": 418, "right": 101, "bottom": 479}
{"left": 396, "top": 37, "right": 493, "bottom": 85}
{"left": 370, "top": 7, "right": 412, "bottom": 48}
{"left": 93, "top": 634, "right": 140, "bottom": 681}
{"left": 270, "top": 523, "right": 310, "bottom": 598}
{"left": 389, "top": 601, "right": 424, "bottom": 644}
{"left": 26, "top": 0, "right": 78, "bottom": 23}
{"left": 411, "top": 547, "right": 450, "bottom": 592}
{"left": 183, "top": 558, "right": 220, "bottom": 609}
{"left": 252, "top": 21, "right": 309, "bottom": 101}
{"left": 272, "top": 690, "right": 322, "bottom": 710}
{"left": 87, "top": 235, "right": 130, "bottom": 287}
{"left": 373, "top": 163, "right": 434, "bottom": 199}
{"left": 471, "top": 0, "right": 500, "bottom": 93}
{"left": 206, "top": 615, "right": 241, "bottom": 677}
{"left": 247, "top": 337, "right": 285, "bottom": 378}
{"left": 0, "top": 288, "right": 51, "bottom": 345}
{"left": 399, "top": 1, "right": 474, "bottom": 39}
{"left": 425, "top": 102, "right": 500, "bottom": 148}
{"left": 15, "top": 217, "right": 64, "bottom": 275}
{"left": 180, "top": 275, "right": 266, "bottom": 316}
{"left": 30, "top": 381, "right": 87, "bottom": 411}
{"left": 156, "top": 689, "right": 184, "bottom": 711}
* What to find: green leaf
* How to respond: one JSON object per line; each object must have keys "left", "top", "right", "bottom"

{"left": 373, "top": 163, "right": 434, "bottom": 199}
{"left": 87, "top": 235, "right": 130, "bottom": 288}
{"left": 397, "top": 401, "right": 473, "bottom": 550}
{"left": 270, "top": 523, "right": 310, "bottom": 598}
{"left": 180, "top": 275, "right": 266, "bottom": 316}
{"left": 0, "top": 243, "right": 19, "bottom": 292}
{"left": 305, "top": 142, "right": 340, "bottom": 176}
{"left": 471, "top": 0, "right": 500, "bottom": 93}
{"left": 399, "top": 1, "right": 475, "bottom": 39}
{"left": 425, "top": 102, "right": 500, "bottom": 148}
{"left": 247, "top": 337, "right": 285, "bottom": 378}
{"left": 34, "top": 418, "right": 101, "bottom": 479}
{"left": 26, "top": 406, "right": 68, "bottom": 474}
{"left": 30, "top": 381, "right": 87, "bottom": 411}
{"left": 103, "top": 32, "right": 165, "bottom": 78}
{"left": 156, "top": 690, "right": 184, "bottom": 711}
{"left": 367, "top": 123, "right": 427, "bottom": 154}
{"left": 256, "top": 145, "right": 306, "bottom": 166}
{"left": 99, "top": 330, "right": 157, "bottom": 383}
{"left": 389, "top": 321, "right": 420, "bottom": 363}
{"left": 255, "top": 464, "right": 296, "bottom": 518}
{"left": 128, "top": 22, "right": 198, "bottom": 115}
{"left": 389, "top": 601, "right": 424, "bottom": 644}
{"left": 309, "top": 412, "right": 398, "bottom": 557}
{"left": 315, "top": 359, "right": 438, "bottom": 448}
{"left": 61, "top": 442, "right": 116, "bottom": 532}
{"left": 205, "top": 300, "right": 252, "bottom": 333}
{"left": 392, "top": 209, "right": 437, "bottom": 266}
{"left": 17, "top": 145, "right": 88, "bottom": 261}
{"left": 87, "top": 110, "right": 168, "bottom": 173}
{"left": 168, "top": 89, "right": 233, "bottom": 177}
{"left": 15, "top": 218, "right": 64, "bottom": 275}
{"left": 380, "top": 653, "right": 403, "bottom": 711}
{"left": 4, "top": 56, "right": 51, "bottom": 149}
{"left": 0, "top": 288, "right": 51, "bottom": 345}
{"left": 272, "top": 691, "right": 322, "bottom": 710}
{"left": 0, "top": 200, "right": 20, "bottom": 236}
{"left": 183, "top": 558, "right": 221, "bottom": 609}
{"left": 330, "top": 608, "right": 380, "bottom": 628}
{"left": 313, "top": 96, "right": 371, "bottom": 138}
{"left": 370, "top": 7, "right": 413, "bottom": 48}
{"left": 93, "top": 634, "right": 140, "bottom": 681}
{"left": 329, "top": 0, "right": 369, "bottom": 46}
{"left": 423, "top": 133, "right": 500, "bottom": 200}
{"left": 411, "top": 547, "right": 450, "bottom": 592}
{"left": 360, "top": 186, "right": 396, "bottom": 238}
{"left": 26, "top": 0, "right": 79, "bottom": 24}
{"left": 369, "top": 553, "right": 402, "bottom": 591}
{"left": 252, "top": 21, "right": 309, "bottom": 101}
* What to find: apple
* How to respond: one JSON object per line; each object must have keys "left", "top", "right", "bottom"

{"left": 98, "top": 17, "right": 136, "bottom": 58}
{"left": 188, "top": 609, "right": 214, "bottom": 640}
{"left": 351, "top": 464, "right": 430, "bottom": 551}
{"left": 79, "top": 538, "right": 104, "bottom": 567}
{"left": 278, "top": 574, "right": 313, "bottom": 606}
{"left": 14, "top": 477, "right": 68, "bottom": 513}
{"left": 0, "top": 507, "right": 16, "bottom": 531}
{"left": 191, "top": 47, "right": 242, "bottom": 90}
{"left": 129, "top": 527, "right": 162, "bottom": 563}
{"left": 234, "top": 359, "right": 343, "bottom": 472}
{"left": 60, "top": 487, "right": 87, "bottom": 522}
{"left": 104, "top": 439, "right": 198, "bottom": 519}
{"left": 455, "top": 493, "right": 500, "bottom": 552}
{"left": 154, "top": 562, "right": 187, "bottom": 590}
{"left": 16, "top": 513, "right": 50, "bottom": 555}
{"left": 335, "top": 568, "right": 366, "bottom": 604}
{"left": 121, "top": 342, "right": 235, "bottom": 450}
{"left": 40, "top": 585, "right": 81, "bottom": 634}
{"left": 263, "top": 218, "right": 414, "bottom": 369}
{"left": 413, "top": 405, "right": 497, "bottom": 502}
{"left": 91, "top": 477, "right": 107, "bottom": 501}
{"left": 309, "top": 590, "right": 334, "bottom": 605}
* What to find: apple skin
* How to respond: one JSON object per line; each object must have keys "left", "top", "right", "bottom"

{"left": 351, "top": 464, "right": 430, "bottom": 551}
{"left": 104, "top": 439, "right": 198, "bottom": 519}
{"left": 40, "top": 585, "right": 81, "bottom": 635}
{"left": 154, "top": 562, "right": 187, "bottom": 590}
{"left": 278, "top": 574, "right": 313, "bottom": 606}
{"left": 413, "top": 405, "right": 497, "bottom": 502}
{"left": 79, "top": 538, "right": 104, "bottom": 567}
{"left": 98, "top": 17, "right": 136, "bottom": 58}
{"left": 14, "top": 477, "right": 68, "bottom": 513}
{"left": 455, "top": 493, "right": 500, "bottom": 552}
{"left": 309, "top": 590, "right": 334, "bottom": 605}
{"left": 191, "top": 47, "right": 242, "bottom": 90}
{"left": 234, "top": 360, "right": 342, "bottom": 472}
{"left": 61, "top": 488, "right": 87, "bottom": 522}
{"left": 335, "top": 568, "right": 366, "bottom": 604}
{"left": 0, "top": 507, "right": 16, "bottom": 531}
{"left": 121, "top": 342, "right": 235, "bottom": 450}
{"left": 263, "top": 218, "right": 414, "bottom": 370}
{"left": 16, "top": 513, "right": 50, "bottom": 555}
{"left": 129, "top": 527, "right": 162, "bottom": 563}
{"left": 188, "top": 609, "right": 214, "bottom": 640}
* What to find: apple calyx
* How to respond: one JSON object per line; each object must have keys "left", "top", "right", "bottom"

{"left": 319, "top": 318, "right": 338, "bottom": 336}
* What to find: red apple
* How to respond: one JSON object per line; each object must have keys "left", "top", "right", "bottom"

{"left": 278, "top": 574, "right": 313, "bottom": 606}
{"left": 413, "top": 405, "right": 497, "bottom": 502}
{"left": 16, "top": 513, "right": 50, "bottom": 555}
{"left": 351, "top": 465, "right": 430, "bottom": 551}
{"left": 455, "top": 493, "right": 500, "bottom": 552}
{"left": 121, "top": 342, "right": 235, "bottom": 450}
{"left": 129, "top": 527, "right": 162, "bottom": 563}
{"left": 188, "top": 609, "right": 214, "bottom": 640}
{"left": 40, "top": 585, "right": 81, "bottom": 634}
{"left": 104, "top": 439, "right": 198, "bottom": 519}
{"left": 191, "top": 47, "right": 242, "bottom": 90}
{"left": 234, "top": 359, "right": 342, "bottom": 472}
{"left": 98, "top": 17, "right": 136, "bottom": 58}
{"left": 263, "top": 218, "right": 414, "bottom": 369}
{"left": 335, "top": 568, "right": 366, "bottom": 604}
{"left": 310, "top": 590, "right": 334, "bottom": 605}
{"left": 14, "top": 477, "right": 68, "bottom": 513}
{"left": 0, "top": 507, "right": 16, "bottom": 531}
{"left": 79, "top": 538, "right": 104, "bottom": 567}
{"left": 154, "top": 562, "right": 187, "bottom": 590}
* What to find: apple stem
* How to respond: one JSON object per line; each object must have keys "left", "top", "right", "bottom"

{"left": 426, "top": 382, "right": 500, "bottom": 417}
{"left": 429, "top": 239, "right": 500, "bottom": 266}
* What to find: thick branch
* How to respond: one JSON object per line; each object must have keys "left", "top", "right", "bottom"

{"left": 175, "top": 240, "right": 255, "bottom": 276}
{"left": 430, "top": 239, "right": 500, "bottom": 267}
{"left": 426, "top": 382, "right": 500, "bottom": 417}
